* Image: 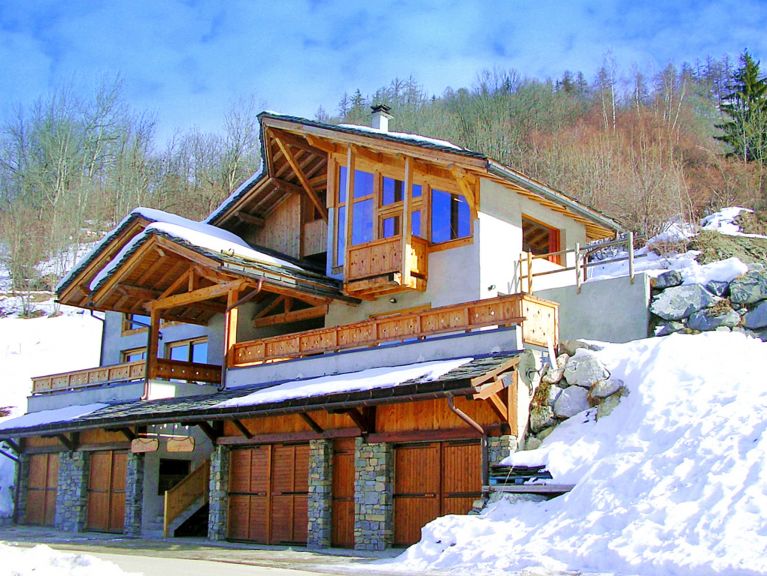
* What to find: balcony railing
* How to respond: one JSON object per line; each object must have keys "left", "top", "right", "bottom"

{"left": 346, "top": 236, "right": 428, "bottom": 296}
{"left": 232, "top": 292, "right": 558, "bottom": 367}
{"left": 31, "top": 359, "right": 222, "bottom": 395}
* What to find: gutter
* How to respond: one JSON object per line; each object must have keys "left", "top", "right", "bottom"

{"left": 447, "top": 395, "right": 489, "bottom": 486}
{"left": 486, "top": 161, "right": 624, "bottom": 233}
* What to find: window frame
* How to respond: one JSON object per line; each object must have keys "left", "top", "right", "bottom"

{"left": 522, "top": 215, "right": 562, "bottom": 265}
{"left": 165, "top": 337, "right": 209, "bottom": 364}
{"left": 121, "top": 347, "right": 147, "bottom": 363}
{"left": 121, "top": 313, "right": 151, "bottom": 335}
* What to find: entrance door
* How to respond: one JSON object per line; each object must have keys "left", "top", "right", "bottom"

{"left": 331, "top": 437, "right": 355, "bottom": 547}
{"left": 393, "top": 440, "right": 481, "bottom": 546}
{"left": 25, "top": 453, "right": 58, "bottom": 526}
{"left": 86, "top": 450, "right": 127, "bottom": 533}
{"left": 227, "top": 443, "right": 309, "bottom": 544}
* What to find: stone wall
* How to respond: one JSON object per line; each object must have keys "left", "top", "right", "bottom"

{"left": 14, "top": 454, "right": 30, "bottom": 524}
{"left": 307, "top": 439, "right": 332, "bottom": 548}
{"left": 207, "top": 445, "right": 230, "bottom": 540}
{"left": 124, "top": 452, "right": 144, "bottom": 536}
{"left": 353, "top": 438, "right": 393, "bottom": 551}
{"left": 487, "top": 435, "right": 518, "bottom": 467}
{"left": 55, "top": 451, "right": 89, "bottom": 532}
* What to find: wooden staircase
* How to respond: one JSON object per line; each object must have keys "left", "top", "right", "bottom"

{"left": 163, "top": 459, "right": 210, "bottom": 537}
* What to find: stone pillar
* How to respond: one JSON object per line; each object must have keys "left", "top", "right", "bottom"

{"left": 123, "top": 452, "right": 144, "bottom": 536}
{"left": 307, "top": 439, "right": 332, "bottom": 548}
{"left": 487, "top": 435, "right": 518, "bottom": 467}
{"left": 55, "top": 451, "right": 89, "bottom": 532}
{"left": 14, "top": 453, "right": 30, "bottom": 524}
{"left": 207, "top": 445, "right": 230, "bottom": 540}
{"left": 353, "top": 438, "right": 393, "bottom": 551}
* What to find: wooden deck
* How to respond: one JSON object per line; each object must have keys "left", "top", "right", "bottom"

{"left": 232, "top": 292, "right": 558, "bottom": 367}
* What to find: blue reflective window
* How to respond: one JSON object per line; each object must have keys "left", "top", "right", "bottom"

{"left": 353, "top": 170, "right": 374, "bottom": 199}
{"left": 431, "top": 189, "right": 470, "bottom": 243}
{"left": 352, "top": 199, "right": 373, "bottom": 245}
{"left": 382, "top": 177, "right": 404, "bottom": 205}
{"left": 336, "top": 206, "right": 346, "bottom": 265}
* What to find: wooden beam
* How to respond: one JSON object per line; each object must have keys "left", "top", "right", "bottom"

{"left": 160, "top": 268, "right": 192, "bottom": 299}
{"left": 231, "top": 419, "right": 253, "bottom": 439}
{"left": 217, "top": 428, "right": 359, "bottom": 446}
{"left": 401, "top": 156, "right": 412, "bottom": 282}
{"left": 273, "top": 136, "right": 328, "bottom": 221}
{"left": 1, "top": 439, "right": 20, "bottom": 453}
{"left": 228, "top": 280, "right": 263, "bottom": 311}
{"left": 299, "top": 413, "right": 323, "bottom": 434}
{"left": 252, "top": 304, "right": 328, "bottom": 328}
{"left": 114, "top": 427, "right": 136, "bottom": 441}
{"left": 146, "top": 308, "right": 161, "bottom": 381}
{"left": 194, "top": 421, "right": 220, "bottom": 443}
{"left": 340, "top": 407, "right": 375, "bottom": 434}
{"left": 272, "top": 177, "right": 308, "bottom": 197}
{"left": 472, "top": 377, "right": 507, "bottom": 400}
{"left": 366, "top": 426, "right": 500, "bottom": 444}
{"left": 56, "top": 433, "right": 77, "bottom": 451}
{"left": 253, "top": 295, "right": 286, "bottom": 319}
{"left": 306, "top": 134, "right": 339, "bottom": 154}
{"left": 451, "top": 167, "right": 478, "bottom": 219}
{"left": 236, "top": 212, "right": 265, "bottom": 227}
{"left": 485, "top": 392, "right": 509, "bottom": 423}
{"left": 117, "top": 284, "right": 161, "bottom": 301}
{"left": 149, "top": 279, "right": 245, "bottom": 311}
{"left": 225, "top": 285, "right": 240, "bottom": 367}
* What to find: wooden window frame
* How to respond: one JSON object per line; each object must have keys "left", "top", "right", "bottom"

{"left": 121, "top": 347, "right": 147, "bottom": 363}
{"left": 121, "top": 313, "right": 150, "bottom": 335}
{"left": 522, "top": 215, "right": 562, "bottom": 265}
{"left": 165, "top": 336, "right": 208, "bottom": 363}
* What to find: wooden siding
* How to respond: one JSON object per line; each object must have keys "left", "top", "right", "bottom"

{"left": 25, "top": 453, "right": 58, "bottom": 526}
{"left": 254, "top": 193, "right": 302, "bottom": 258}
{"left": 393, "top": 441, "right": 481, "bottom": 546}
{"left": 376, "top": 397, "right": 498, "bottom": 433}
{"left": 222, "top": 411, "right": 352, "bottom": 437}
{"left": 86, "top": 450, "right": 127, "bottom": 533}
{"left": 302, "top": 219, "right": 327, "bottom": 257}
{"left": 346, "top": 236, "right": 428, "bottom": 282}
{"left": 331, "top": 437, "right": 355, "bottom": 547}
{"left": 233, "top": 293, "right": 554, "bottom": 367}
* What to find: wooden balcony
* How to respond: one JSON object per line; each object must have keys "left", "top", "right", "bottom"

{"left": 232, "top": 292, "right": 558, "bottom": 367}
{"left": 31, "top": 359, "right": 222, "bottom": 395}
{"left": 346, "top": 236, "right": 428, "bottom": 297}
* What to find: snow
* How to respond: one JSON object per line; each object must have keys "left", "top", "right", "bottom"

{"left": 647, "top": 219, "right": 696, "bottom": 243}
{"left": 337, "top": 123, "right": 464, "bottom": 150}
{"left": 0, "top": 544, "right": 135, "bottom": 576}
{"left": 217, "top": 357, "right": 473, "bottom": 408}
{"left": 89, "top": 211, "right": 301, "bottom": 292}
{"left": 701, "top": 206, "right": 753, "bottom": 235}
{"left": 385, "top": 332, "right": 767, "bottom": 575}
{"left": 0, "top": 403, "right": 108, "bottom": 433}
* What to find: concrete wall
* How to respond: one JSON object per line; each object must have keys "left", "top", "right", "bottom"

{"left": 536, "top": 272, "right": 651, "bottom": 343}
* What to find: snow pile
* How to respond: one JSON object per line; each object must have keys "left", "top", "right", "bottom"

{"left": 387, "top": 332, "right": 767, "bottom": 575}
{"left": 1, "top": 544, "right": 135, "bottom": 576}
{"left": 701, "top": 207, "right": 753, "bottom": 235}
{"left": 218, "top": 358, "right": 472, "bottom": 407}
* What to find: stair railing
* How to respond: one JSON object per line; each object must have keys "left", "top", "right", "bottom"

{"left": 163, "top": 458, "right": 210, "bottom": 538}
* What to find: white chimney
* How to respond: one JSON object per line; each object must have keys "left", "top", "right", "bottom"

{"left": 371, "top": 104, "right": 392, "bottom": 132}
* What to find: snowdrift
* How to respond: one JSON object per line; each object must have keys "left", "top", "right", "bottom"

{"left": 387, "top": 332, "right": 767, "bottom": 576}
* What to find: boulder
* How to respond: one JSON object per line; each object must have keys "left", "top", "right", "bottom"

{"left": 597, "top": 393, "right": 623, "bottom": 419}
{"left": 653, "top": 269, "right": 683, "bottom": 289}
{"left": 590, "top": 378, "right": 624, "bottom": 399}
{"left": 744, "top": 301, "right": 767, "bottom": 330}
{"left": 729, "top": 270, "right": 767, "bottom": 305}
{"left": 559, "top": 339, "right": 604, "bottom": 356}
{"left": 705, "top": 280, "right": 730, "bottom": 297}
{"left": 563, "top": 349, "right": 609, "bottom": 388}
{"left": 524, "top": 437, "right": 543, "bottom": 451}
{"left": 536, "top": 425, "right": 557, "bottom": 441}
{"left": 654, "top": 320, "right": 685, "bottom": 336}
{"left": 542, "top": 354, "right": 569, "bottom": 384}
{"left": 530, "top": 405, "right": 556, "bottom": 433}
{"left": 544, "top": 384, "right": 564, "bottom": 406}
{"left": 686, "top": 306, "right": 741, "bottom": 331}
{"left": 650, "top": 284, "right": 717, "bottom": 320}
{"left": 553, "top": 386, "right": 590, "bottom": 419}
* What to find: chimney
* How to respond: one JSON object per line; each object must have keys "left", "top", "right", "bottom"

{"left": 371, "top": 104, "right": 392, "bottom": 132}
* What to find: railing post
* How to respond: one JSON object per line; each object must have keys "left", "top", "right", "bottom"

{"left": 526, "top": 251, "right": 533, "bottom": 294}
{"left": 575, "top": 242, "right": 581, "bottom": 294}
{"left": 163, "top": 490, "right": 169, "bottom": 538}
{"left": 628, "top": 232, "right": 635, "bottom": 284}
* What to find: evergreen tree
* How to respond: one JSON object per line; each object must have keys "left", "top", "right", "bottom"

{"left": 716, "top": 50, "right": 767, "bottom": 163}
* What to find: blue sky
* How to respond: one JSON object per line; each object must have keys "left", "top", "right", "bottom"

{"left": 1, "top": 0, "right": 766, "bottom": 140}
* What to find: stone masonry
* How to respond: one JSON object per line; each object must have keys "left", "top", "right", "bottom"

{"left": 207, "top": 445, "right": 230, "bottom": 540}
{"left": 123, "top": 452, "right": 144, "bottom": 536}
{"left": 353, "top": 438, "right": 393, "bottom": 551}
{"left": 307, "top": 439, "right": 332, "bottom": 548}
{"left": 487, "top": 435, "right": 518, "bottom": 467}
{"left": 14, "top": 454, "right": 31, "bottom": 524}
{"left": 55, "top": 451, "right": 89, "bottom": 532}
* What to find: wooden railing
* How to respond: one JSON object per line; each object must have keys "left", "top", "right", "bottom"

{"left": 347, "top": 236, "right": 428, "bottom": 282}
{"left": 232, "top": 292, "right": 558, "bottom": 367}
{"left": 163, "top": 459, "right": 210, "bottom": 538}
{"left": 31, "top": 359, "right": 222, "bottom": 394}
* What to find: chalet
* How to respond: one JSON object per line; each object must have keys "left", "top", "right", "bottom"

{"left": 0, "top": 107, "right": 623, "bottom": 550}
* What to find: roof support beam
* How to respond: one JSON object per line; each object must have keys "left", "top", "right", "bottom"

{"left": 194, "top": 421, "right": 221, "bottom": 443}
{"left": 1, "top": 439, "right": 20, "bottom": 453}
{"left": 115, "top": 427, "right": 136, "bottom": 441}
{"left": 272, "top": 177, "right": 306, "bottom": 197}
{"left": 273, "top": 136, "right": 328, "bottom": 222}
{"left": 299, "top": 413, "right": 323, "bottom": 434}
{"left": 231, "top": 419, "right": 253, "bottom": 439}
{"left": 149, "top": 279, "right": 246, "bottom": 312}
{"left": 236, "top": 212, "right": 265, "bottom": 227}
{"left": 252, "top": 304, "right": 327, "bottom": 328}
{"left": 56, "top": 432, "right": 78, "bottom": 452}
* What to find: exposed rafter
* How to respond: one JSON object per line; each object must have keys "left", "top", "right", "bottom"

{"left": 273, "top": 135, "right": 328, "bottom": 222}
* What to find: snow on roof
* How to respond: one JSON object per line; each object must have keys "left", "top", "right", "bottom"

{"left": 337, "top": 123, "right": 464, "bottom": 150}
{"left": 0, "top": 402, "right": 107, "bottom": 432}
{"left": 216, "top": 357, "right": 474, "bottom": 409}
{"left": 89, "top": 213, "right": 301, "bottom": 292}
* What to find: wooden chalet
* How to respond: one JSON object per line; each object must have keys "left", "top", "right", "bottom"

{"left": 1, "top": 107, "right": 621, "bottom": 550}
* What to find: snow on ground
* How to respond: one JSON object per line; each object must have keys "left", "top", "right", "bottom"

{"left": 1, "top": 543, "right": 135, "bottom": 576}
{"left": 383, "top": 332, "right": 767, "bottom": 576}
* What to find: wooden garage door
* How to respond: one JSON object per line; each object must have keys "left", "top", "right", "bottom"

{"left": 331, "top": 437, "right": 355, "bottom": 547}
{"left": 25, "top": 453, "right": 58, "bottom": 526}
{"left": 86, "top": 450, "right": 127, "bottom": 533}
{"left": 227, "top": 443, "right": 309, "bottom": 544}
{"left": 394, "top": 440, "right": 481, "bottom": 546}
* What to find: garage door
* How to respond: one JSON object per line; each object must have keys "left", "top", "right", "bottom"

{"left": 393, "top": 440, "right": 482, "bottom": 546}
{"left": 86, "top": 450, "right": 127, "bottom": 533}
{"left": 227, "top": 443, "right": 309, "bottom": 544}
{"left": 25, "top": 453, "right": 58, "bottom": 526}
{"left": 331, "top": 437, "right": 355, "bottom": 547}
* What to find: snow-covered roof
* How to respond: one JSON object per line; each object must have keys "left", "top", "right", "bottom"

{"left": 204, "top": 158, "right": 266, "bottom": 224}
{"left": 337, "top": 123, "right": 464, "bottom": 150}
{"left": 0, "top": 403, "right": 107, "bottom": 433}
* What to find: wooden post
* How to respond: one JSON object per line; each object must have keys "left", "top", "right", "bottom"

{"left": 526, "top": 251, "right": 533, "bottom": 294}
{"left": 628, "top": 231, "right": 635, "bottom": 284}
{"left": 401, "top": 156, "right": 412, "bottom": 284}
{"left": 575, "top": 242, "right": 581, "bottom": 294}
{"left": 146, "top": 308, "right": 161, "bottom": 381}
{"left": 225, "top": 286, "right": 240, "bottom": 368}
{"left": 343, "top": 146, "right": 354, "bottom": 272}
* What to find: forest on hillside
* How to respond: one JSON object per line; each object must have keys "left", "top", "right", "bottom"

{"left": 1, "top": 52, "right": 766, "bottom": 298}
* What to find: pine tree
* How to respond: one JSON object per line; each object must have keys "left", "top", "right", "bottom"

{"left": 716, "top": 50, "right": 767, "bottom": 163}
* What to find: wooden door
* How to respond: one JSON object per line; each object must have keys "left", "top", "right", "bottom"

{"left": 227, "top": 443, "right": 309, "bottom": 544}
{"left": 25, "top": 453, "right": 58, "bottom": 526}
{"left": 86, "top": 451, "right": 127, "bottom": 533}
{"left": 393, "top": 441, "right": 481, "bottom": 546}
{"left": 331, "top": 438, "right": 355, "bottom": 547}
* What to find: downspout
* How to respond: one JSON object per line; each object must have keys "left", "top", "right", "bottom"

{"left": 141, "top": 319, "right": 162, "bottom": 401}
{"left": 89, "top": 310, "right": 105, "bottom": 367}
{"left": 447, "top": 395, "right": 489, "bottom": 487}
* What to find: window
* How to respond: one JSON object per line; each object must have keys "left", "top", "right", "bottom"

{"left": 431, "top": 189, "right": 470, "bottom": 243}
{"left": 351, "top": 169, "right": 375, "bottom": 245}
{"left": 121, "top": 347, "right": 146, "bottom": 363}
{"left": 522, "top": 216, "right": 561, "bottom": 264}
{"left": 122, "top": 313, "right": 150, "bottom": 334}
{"left": 166, "top": 338, "right": 208, "bottom": 364}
